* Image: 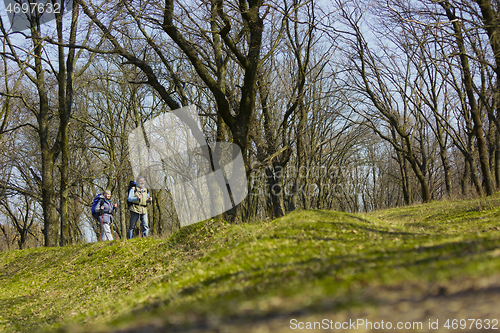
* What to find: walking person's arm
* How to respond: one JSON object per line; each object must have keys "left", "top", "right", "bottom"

{"left": 128, "top": 188, "right": 139, "bottom": 203}
{"left": 97, "top": 198, "right": 105, "bottom": 213}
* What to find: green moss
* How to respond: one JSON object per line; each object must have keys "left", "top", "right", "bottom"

{"left": 2, "top": 196, "right": 500, "bottom": 332}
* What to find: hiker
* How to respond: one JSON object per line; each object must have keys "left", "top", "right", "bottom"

{"left": 127, "top": 176, "right": 152, "bottom": 239}
{"left": 96, "top": 190, "right": 117, "bottom": 241}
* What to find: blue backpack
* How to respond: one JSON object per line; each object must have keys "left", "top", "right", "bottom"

{"left": 91, "top": 194, "right": 104, "bottom": 219}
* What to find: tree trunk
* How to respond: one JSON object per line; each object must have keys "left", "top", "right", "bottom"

{"left": 396, "top": 150, "right": 411, "bottom": 205}
{"left": 496, "top": 133, "right": 500, "bottom": 189}
{"left": 461, "top": 155, "right": 471, "bottom": 196}
{"left": 264, "top": 166, "right": 285, "bottom": 218}
{"left": 41, "top": 155, "right": 58, "bottom": 247}
{"left": 33, "top": 29, "right": 59, "bottom": 246}
{"left": 56, "top": 2, "right": 78, "bottom": 246}
{"left": 440, "top": 1, "right": 494, "bottom": 196}
{"left": 438, "top": 139, "right": 452, "bottom": 198}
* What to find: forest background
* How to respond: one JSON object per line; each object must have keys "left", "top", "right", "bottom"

{"left": 1, "top": 0, "right": 499, "bottom": 250}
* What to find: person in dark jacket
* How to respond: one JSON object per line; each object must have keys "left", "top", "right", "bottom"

{"left": 97, "top": 190, "right": 117, "bottom": 241}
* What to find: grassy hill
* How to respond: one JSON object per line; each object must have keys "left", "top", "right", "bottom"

{"left": 2, "top": 194, "right": 500, "bottom": 332}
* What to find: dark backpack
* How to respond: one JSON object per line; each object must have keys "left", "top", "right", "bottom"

{"left": 127, "top": 180, "right": 149, "bottom": 207}
{"left": 91, "top": 194, "right": 104, "bottom": 219}
{"left": 127, "top": 181, "right": 136, "bottom": 208}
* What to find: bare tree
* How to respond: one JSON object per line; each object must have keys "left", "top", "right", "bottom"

{"left": 0, "top": 0, "right": 100, "bottom": 246}
{"left": 437, "top": 0, "right": 494, "bottom": 195}
{"left": 0, "top": 197, "right": 39, "bottom": 249}
{"left": 334, "top": 1, "right": 434, "bottom": 202}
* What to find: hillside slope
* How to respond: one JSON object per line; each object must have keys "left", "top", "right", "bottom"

{"left": 1, "top": 195, "right": 500, "bottom": 332}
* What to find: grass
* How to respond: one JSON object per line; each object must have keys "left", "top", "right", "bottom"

{"left": 1, "top": 194, "right": 500, "bottom": 332}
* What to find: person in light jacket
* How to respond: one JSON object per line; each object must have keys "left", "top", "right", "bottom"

{"left": 127, "top": 176, "right": 152, "bottom": 239}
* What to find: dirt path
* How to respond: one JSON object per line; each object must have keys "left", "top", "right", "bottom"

{"left": 115, "top": 275, "right": 500, "bottom": 333}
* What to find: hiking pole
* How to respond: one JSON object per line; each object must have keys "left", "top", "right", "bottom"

{"left": 100, "top": 213, "right": 103, "bottom": 242}
{"left": 113, "top": 209, "right": 118, "bottom": 240}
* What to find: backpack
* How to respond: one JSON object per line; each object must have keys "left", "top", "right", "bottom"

{"left": 91, "top": 194, "right": 104, "bottom": 219}
{"left": 127, "top": 180, "right": 149, "bottom": 207}
{"left": 127, "top": 180, "right": 136, "bottom": 208}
